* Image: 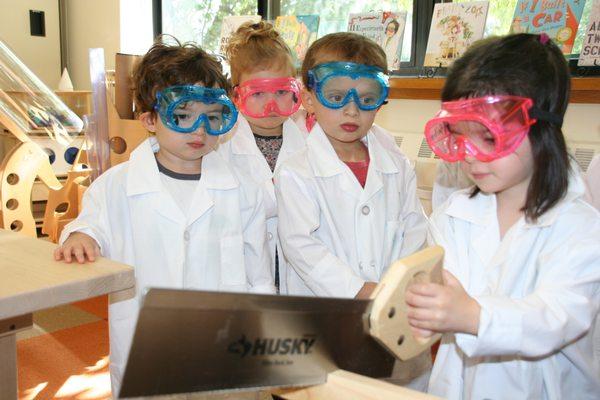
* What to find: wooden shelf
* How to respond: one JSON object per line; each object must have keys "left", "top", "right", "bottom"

{"left": 389, "top": 77, "right": 600, "bottom": 103}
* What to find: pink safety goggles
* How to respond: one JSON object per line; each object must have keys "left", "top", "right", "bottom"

{"left": 233, "top": 77, "right": 302, "bottom": 118}
{"left": 424, "top": 95, "right": 561, "bottom": 162}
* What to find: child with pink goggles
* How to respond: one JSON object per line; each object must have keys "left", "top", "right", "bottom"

{"left": 233, "top": 77, "right": 301, "bottom": 118}
{"left": 424, "top": 95, "right": 563, "bottom": 162}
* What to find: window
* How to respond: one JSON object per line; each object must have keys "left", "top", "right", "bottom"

{"left": 279, "top": 1, "right": 414, "bottom": 63}
{"left": 157, "top": 0, "right": 597, "bottom": 76}
{"left": 161, "top": 0, "right": 257, "bottom": 54}
{"left": 454, "top": 0, "right": 518, "bottom": 37}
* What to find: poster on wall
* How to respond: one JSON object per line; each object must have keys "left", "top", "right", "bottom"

{"left": 510, "top": 0, "right": 587, "bottom": 54}
{"left": 275, "top": 15, "right": 320, "bottom": 66}
{"left": 578, "top": 0, "right": 600, "bottom": 65}
{"left": 347, "top": 11, "right": 407, "bottom": 71}
{"left": 218, "top": 15, "right": 262, "bottom": 55}
{"left": 424, "top": 1, "right": 489, "bottom": 67}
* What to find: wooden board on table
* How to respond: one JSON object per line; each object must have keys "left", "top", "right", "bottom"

{"left": 0, "top": 228, "right": 135, "bottom": 320}
{"left": 276, "top": 369, "right": 441, "bottom": 400}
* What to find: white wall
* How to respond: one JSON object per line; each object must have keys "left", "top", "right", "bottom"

{"left": 64, "top": 0, "right": 120, "bottom": 89}
{"left": 120, "top": 0, "right": 154, "bottom": 56}
{"left": 0, "top": 0, "right": 61, "bottom": 88}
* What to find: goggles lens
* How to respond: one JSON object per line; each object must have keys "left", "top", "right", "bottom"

{"left": 307, "top": 62, "right": 389, "bottom": 111}
{"left": 424, "top": 96, "right": 535, "bottom": 162}
{"left": 155, "top": 85, "right": 238, "bottom": 135}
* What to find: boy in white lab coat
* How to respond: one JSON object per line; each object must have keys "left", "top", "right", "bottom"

{"left": 219, "top": 21, "right": 307, "bottom": 293}
{"left": 274, "top": 32, "right": 430, "bottom": 389}
{"left": 54, "top": 39, "right": 275, "bottom": 395}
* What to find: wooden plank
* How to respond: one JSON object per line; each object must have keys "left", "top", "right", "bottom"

{"left": 389, "top": 77, "right": 600, "bottom": 104}
{"left": 0, "top": 229, "right": 135, "bottom": 320}
{"left": 369, "top": 246, "right": 444, "bottom": 361}
{"left": 276, "top": 369, "right": 440, "bottom": 400}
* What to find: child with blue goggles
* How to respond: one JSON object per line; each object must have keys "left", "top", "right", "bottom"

{"left": 274, "top": 32, "right": 430, "bottom": 391}
{"left": 55, "top": 38, "right": 274, "bottom": 396}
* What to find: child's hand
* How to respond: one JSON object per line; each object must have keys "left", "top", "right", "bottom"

{"left": 355, "top": 282, "right": 378, "bottom": 299}
{"left": 406, "top": 270, "right": 481, "bottom": 336}
{"left": 54, "top": 232, "right": 101, "bottom": 264}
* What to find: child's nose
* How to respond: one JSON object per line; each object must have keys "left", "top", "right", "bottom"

{"left": 190, "top": 127, "right": 207, "bottom": 137}
{"left": 343, "top": 100, "right": 360, "bottom": 116}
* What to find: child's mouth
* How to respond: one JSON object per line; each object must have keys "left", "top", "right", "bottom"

{"left": 340, "top": 123, "right": 359, "bottom": 133}
{"left": 187, "top": 142, "right": 205, "bottom": 149}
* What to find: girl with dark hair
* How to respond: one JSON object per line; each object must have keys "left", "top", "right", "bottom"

{"left": 406, "top": 34, "right": 600, "bottom": 399}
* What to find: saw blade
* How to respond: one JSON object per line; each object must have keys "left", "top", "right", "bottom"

{"left": 119, "top": 289, "right": 395, "bottom": 398}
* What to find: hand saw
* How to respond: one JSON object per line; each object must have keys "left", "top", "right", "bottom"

{"left": 119, "top": 246, "right": 444, "bottom": 398}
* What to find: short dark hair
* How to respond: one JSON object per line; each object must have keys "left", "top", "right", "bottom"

{"left": 443, "top": 34, "right": 571, "bottom": 222}
{"left": 133, "top": 35, "right": 230, "bottom": 113}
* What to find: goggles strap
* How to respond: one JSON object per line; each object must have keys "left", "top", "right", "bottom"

{"left": 530, "top": 106, "right": 563, "bottom": 127}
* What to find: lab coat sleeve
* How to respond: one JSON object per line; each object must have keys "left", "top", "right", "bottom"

{"left": 397, "top": 159, "right": 428, "bottom": 258}
{"left": 455, "top": 233, "right": 600, "bottom": 358}
{"left": 275, "top": 165, "right": 365, "bottom": 298}
{"left": 58, "top": 174, "right": 112, "bottom": 253}
{"left": 240, "top": 183, "right": 276, "bottom": 294}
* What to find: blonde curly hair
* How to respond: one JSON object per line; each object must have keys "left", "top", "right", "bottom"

{"left": 225, "top": 21, "right": 295, "bottom": 85}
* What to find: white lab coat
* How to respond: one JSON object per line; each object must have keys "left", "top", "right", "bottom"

{"left": 60, "top": 137, "right": 274, "bottom": 395}
{"left": 585, "top": 153, "right": 600, "bottom": 210}
{"left": 428, "top": 173, "right": 600, "bottom": 400}
{"left": 274, "top": 123, "right": 428, "bottom": 298}
{"left": 219, "top": 116, "right": 307, "bottom": 293}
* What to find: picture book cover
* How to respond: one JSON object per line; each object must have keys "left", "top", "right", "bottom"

{"left": 510, "top": 0, "right": 587, "bottom": 54}
{"left": 275, "top": 15, "right": 320, "bottom": 66}
{"left": 218, "top": 15, "right": 262, "bottom": 55}
{"left": 424, "top": 1, "right": 490, "bottom": 67}
{"left": 578, "top": 0, "right": 600, "bottom": 65}
{"left": 347, "top": 11, "right": 408, "bottom": 70}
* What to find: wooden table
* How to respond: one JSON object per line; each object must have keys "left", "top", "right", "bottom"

{"left": 0, "top": 229, "right": 135, "bottom": 400}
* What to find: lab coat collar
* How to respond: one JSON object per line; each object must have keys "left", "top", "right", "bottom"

{"left": 125, "top": 137, "right": 238, "bottom": 226}
{"left": 228, "top": 116, "right": 306, "bottom": 169}
{"left": 126, "top": 137, "right": 163, "bottom": 196}
{"left": 307, "top": 123, "right": 399, "bottom": 178}
{"left": 126, "top": 136, "right": 239, "bottom": 195}
{"left": 444, "top": 168, "right": 588, "bottom": 228}
{"left": 229, "top": 116, "right": 262, "bottom": 157}
{"left": 445, "top": 189, "right": 495, "bottom": 226}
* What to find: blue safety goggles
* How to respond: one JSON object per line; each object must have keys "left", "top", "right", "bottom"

{"left": 154, "top": 85, "right": 238, "bottom": 135}
{"left": 307, "top": 62, "right": 389, "bottom": 111}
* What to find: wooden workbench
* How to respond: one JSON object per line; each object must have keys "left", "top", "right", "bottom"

{"left": 0, "top": 228, "right": 135, "bottom": 400}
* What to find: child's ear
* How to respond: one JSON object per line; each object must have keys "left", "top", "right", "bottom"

{"left": 300, "top": 88, "right": 316, "bottom": 114}
{"left": 139, "top": 111, "right": 157, "bottom": 133}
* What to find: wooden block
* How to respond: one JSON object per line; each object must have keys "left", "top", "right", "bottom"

{"left": 369, "top": 246, "right": 444, "bottom": 361}
{"left": 275, "top": 369, "right": 441, "bottom": 400}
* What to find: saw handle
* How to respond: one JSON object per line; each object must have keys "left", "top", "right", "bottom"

{"left": 368, "top": 246, "right": 444, "bottom": 360}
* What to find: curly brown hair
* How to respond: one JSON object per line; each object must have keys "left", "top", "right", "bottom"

{"left": 301, "top": 32, "right": 388, "bottom": 88}
{"left": 133, "top": 36, "right": 230, "bottom": 113}
{"left": 225, "top": 21, "right": 295, "bottom": 85}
